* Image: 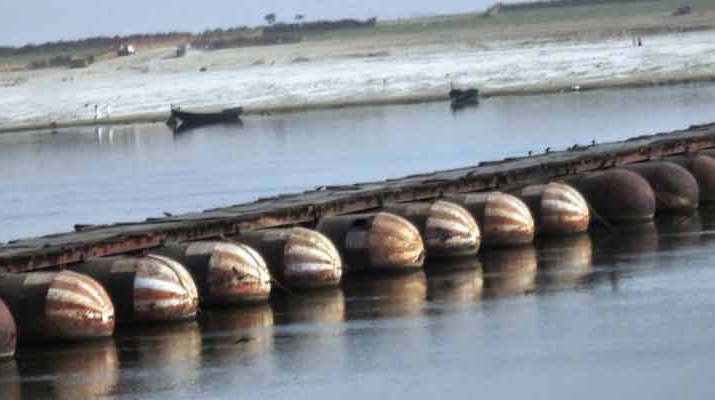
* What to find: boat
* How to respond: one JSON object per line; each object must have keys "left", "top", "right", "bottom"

{"left": 449, "top": 88, "right": 480, "bottom": 110}
{"left": 167, "top": 106, "right": 243, "bottom": 130}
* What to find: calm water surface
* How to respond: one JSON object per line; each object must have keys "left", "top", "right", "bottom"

{"left": 3, "top": 212, "right": 715, "bottom": 399}
{"left": 1, "top": 83, "right": 715, "bottom": 241}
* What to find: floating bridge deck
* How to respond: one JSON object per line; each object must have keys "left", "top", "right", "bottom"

{"left": 3, "top": 122, "right": 715, "bottom": 272}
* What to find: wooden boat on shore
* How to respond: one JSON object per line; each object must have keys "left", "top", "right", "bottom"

{"left": 167, "top": 106, "right": 243, "bottom": 130}
{"left": 449, "top": 88, "right": 479, "bottom": 110}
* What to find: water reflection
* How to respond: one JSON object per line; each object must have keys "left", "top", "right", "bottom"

{"left": 591, "top": 223, "right": 659, "bottom": 264}
{"left": 343, "top": 272, "right": 427, "bottom": 320}
{"left": 15, "top": 339, "right": 119, "bottom": 399}
{"left": 201, "top": 304, "right": 274, "bottom": 362}
{"left": 425, "top": 260, "right": 483, "bottom": 304}
{"left": 272, "top": 289, "right": 346, "bottom": 325}
{"left": 537, "top": 234, "right": 593, "bottom": 288}
{"left": 0, "top": 361, "right": 20, "bottom": 400}
{"left": 656, "top": 212, "right": 703, "bottom": 250}
{"left": 480, "top": 246, "right": 537, "bottom": 297}
{"left": 114, "top": 322, "right": 201, "bottom": 396}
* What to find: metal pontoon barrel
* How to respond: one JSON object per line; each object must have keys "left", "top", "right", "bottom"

{"left": 445, "top": 191, "right": 534, "bottom": 247}
{"left": 236, "top": 228, "right": 342, "bottom": 289}
{"left": 72, "top": 255, "right": 198, "bottom": 323}
{"left": 668, "top": 153, "right": 715, "bottom": 204}
{"left": 516, "top": 182, "right": 589, "bottom": 235}
{"left": 624, "top": 161, "right": 699, "bottom": 212}
{"left": 0, "top": 271, "right": 114, "bottom": 342}
{"left": 383, "top": 200, "right": 480, "bottom": 258}
{"left": 152, "top": 241, "right": 271, "bottom": 304}
{"left": 565, "top": 168, "right": 655, "bottom": 225}
{"left": 0, "top": 298, "right": 16, "bottom": 360}
{"left": 316, "top": 212, "right": 425, "bottom": 272}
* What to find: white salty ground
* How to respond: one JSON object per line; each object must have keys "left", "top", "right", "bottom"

{"left": 1, "top": 28, "right": 715, "bottom": 128}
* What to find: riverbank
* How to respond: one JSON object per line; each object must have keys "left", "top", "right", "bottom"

{"left": 3, "top": 71, "right": 715, "bottom": 134}
{"left": 2, "top": 8, "right": 715, "bottom": 133}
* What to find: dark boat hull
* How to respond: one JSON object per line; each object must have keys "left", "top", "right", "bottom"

{"left": 167, "top": 107, "right": 243, "bottom": 130}
{"left": 449, "top": 89, "right": 479, "bottom": 110}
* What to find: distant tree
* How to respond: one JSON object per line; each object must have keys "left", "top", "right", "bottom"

{"left": 264, "top": 13, "right": 277, "bottom": 25}
{"left": 295, "top": 14, "right": 304, "bottom": 22}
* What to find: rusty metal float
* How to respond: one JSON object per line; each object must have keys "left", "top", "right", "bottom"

{"left": 565, "top": 168, "right": 656, "bottom": 225}
{"left": 72, "top": 255, "right": 198, "bottom": 323}
{"left": 480, "top": 246, "right": 537, "bottom": 297}
{"left": 667, "top": 153, "right": 715, "bottom": 204}
{"left": 382, "top": 200, "right": 480, "bottom": 259}
{"left": 0, "top": 298, "right": 16, "bottom": 360}
{"left": 445, "top": 191, "right": 534, "bottom": 247}
{"left": 235, "top": 227, "right": 341, "bottom": 289}
{"left": 316, "top": 212, "right": 425, "bottom": 272}
{"left": 624, "top": 161, "right": 699, "bottom": 212}
{"left": 515, "top": 182, "right": 589, "bottom": 235}
{"left": 0, "top": 271, "right": 114, "bottom": 342}
{"left": 152, "top": 241, "right": 271, "bottom": 304}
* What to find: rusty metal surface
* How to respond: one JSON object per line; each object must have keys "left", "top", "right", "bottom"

{"left": 317, "top": 212, "right": 424, "bottom": 272}
{"left": 383, "top": 200, "right": 480, "bottom": 259}
{"left": 668, "top": 153, "right": 715, "bottom": 204}
{"left": 238, "top": 227, "right": 342, "bottom": 290}
{"left": 446, "top": 192, "right": 534, "bottom": 247}
{"left": 3, "top": 123, "right": 715, "bottom": 271}
{"left": 72, "top": 255, "right": 198, "bottom": 322}
{"left": 153, "top": 241, "right": 271, "bottom": 305}
{"left": 624, "top": 161, "right": 700, "bottom": 212}
{"left": 565, "top": 168, "right": 656, "bottom": 225}
{"left": 0, "top": 271, "right": 114, "bottom": 342}
{"left": 517, "top": 182, "right": 590, "bottom": 235}
{"left": 0, "top": 298, "right": 16, "bottom": 360}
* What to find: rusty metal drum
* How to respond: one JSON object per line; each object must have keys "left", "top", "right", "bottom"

{"left": 72, "top": 255, "right": 198, "bottom": 323}
{"left": 446, "top": 191, "right": 534, "bottom": 247}
{"left": 516, "top": 182, "right": 590, "bottom": 235}
{"left": 152, "top": 241, "right": 271, "bottom": 304}
{"left": 0, "top": 298, "right": 16, "bottom": 360}
{"left": 382, "top": 200, "right": 480, "bottom": 259}
{"left": 565, "top": 168, "right": 655, "bottom": 225}
{"left": 624, "top": 161, "right": 699, "bottom": 212}
{"left": 316, "top": 212, "right": 425, "bottom": 272}
{"left": 0, "top": 271, "right": 114, "bottom": 342}
{"left": 236, "top": 227, "right": 342, "bottom": 289}
{"left": 669, "top": 153, "right": 715, "bottom": 204}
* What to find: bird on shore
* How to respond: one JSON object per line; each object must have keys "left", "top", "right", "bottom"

{"left": 528, "top": 150, "right": 533, "bottom": 156}
{"left": 545, "top": 147, "right": 551, "bottom": 154}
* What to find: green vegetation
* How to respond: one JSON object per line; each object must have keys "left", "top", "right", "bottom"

{"left": 307, "top": 0, "right": 715, "bottom": 41}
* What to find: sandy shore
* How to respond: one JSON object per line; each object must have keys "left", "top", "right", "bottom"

{"left": 2, "top": 11, "right": 715, "bottom": 133}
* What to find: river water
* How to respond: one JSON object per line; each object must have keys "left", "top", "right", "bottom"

{"left": 4, "top": 213, "right": 715, "bottom": 399}
{"left": 2, "top": 83, "right": 715, "bottom": 242}
{"left": 2, "top": 84, "right": 715, "bottom": 398}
